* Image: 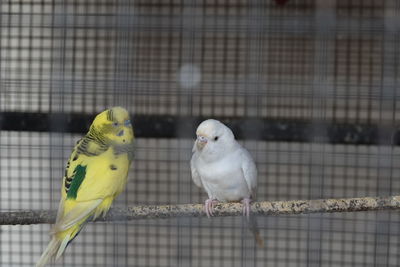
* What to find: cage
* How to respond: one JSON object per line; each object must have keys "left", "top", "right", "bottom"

{"left": 1, "top": 0, "right": 400, "bottom": 266}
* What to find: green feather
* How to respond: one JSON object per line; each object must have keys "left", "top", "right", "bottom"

{"left": 66, "top": 165, "right": 87, "bottom": 199}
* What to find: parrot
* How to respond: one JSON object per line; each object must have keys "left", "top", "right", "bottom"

{"left": 190, "top": 119, "right": 264, "bottom": 248}
{"left": 36, "top": 106, "right": 135, "bottom": 267}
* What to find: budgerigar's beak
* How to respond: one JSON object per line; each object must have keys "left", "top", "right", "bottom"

{"left": 196, "top": 135, "right": 207, "bottom": 150}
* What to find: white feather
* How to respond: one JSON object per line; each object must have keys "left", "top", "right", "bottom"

{"left": 190, "top": 119, "right": 257, "bottom": 202}
{"left": 35, "top": 237, "right": 60, "bottom": 267}
{"left": 55, "top": 233, "right": 71, "bottom": 261}
{"left": 190, "top": 153, "right": 203, "bottom": 188}
{"left": 55, "top": 198, "right": 65, "bottom": 222}
{"left": 190, "top": 119, "right": 263, "bottom": 247}
{"left": 240, "top": 148, "right": 258, "bottom": 199}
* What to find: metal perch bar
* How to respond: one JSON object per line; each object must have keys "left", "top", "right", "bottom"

{"left": 1, "top": 195, "right": 400, "bottom": 225}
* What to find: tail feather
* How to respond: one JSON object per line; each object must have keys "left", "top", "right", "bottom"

{"left": 36, "top": 233, "right": 72, "bottom": 267}
{"left": 254, "top": 231, "right": 265, "bottom": 248}
{"left": 35, "top": 237, "right": 61, "bottom": 267}
{"left": 56, "top": 233, "right": 71, "bottom": 261}
{"left": 246, "top": 214, "right": 265, "bottom": 248}
{"left": 37, "top": 201, "right": 100, "bottom": 266}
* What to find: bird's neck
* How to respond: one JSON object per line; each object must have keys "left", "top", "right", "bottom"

{"left": 87, "top": 127, "right": 107, "bottom": 145}
{"left": 112, "top": 142, "right": 135, "bottom": 161}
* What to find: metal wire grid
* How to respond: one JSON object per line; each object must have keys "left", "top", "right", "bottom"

{"left": 1, "top": 0, "right": 400, "bottom": 266}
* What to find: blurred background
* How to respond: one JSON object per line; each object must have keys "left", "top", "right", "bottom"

{"left": 1, "top": 0, "right": 400, "bottom": 266}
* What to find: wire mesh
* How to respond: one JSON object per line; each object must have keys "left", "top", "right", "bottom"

{"left": 1, "top": 0, "right": 400, "bottom": 266}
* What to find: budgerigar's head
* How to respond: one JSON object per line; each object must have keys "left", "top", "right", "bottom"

{"left": 194, "top": 119, "right": 236, "bottom": 158}
{"left": 90, "top": 106, "right": 134, "bottom": 145}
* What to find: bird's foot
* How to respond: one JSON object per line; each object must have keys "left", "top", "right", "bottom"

{"left": 241, "top": 197, "right": 252, "bottom": 218}
{"left": 205, "top": 199, "right": 219, "bottom": 217}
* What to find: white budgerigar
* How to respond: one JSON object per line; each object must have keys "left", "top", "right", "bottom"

{"left": 190, "top": 119, "right": 263, "bottom": 247}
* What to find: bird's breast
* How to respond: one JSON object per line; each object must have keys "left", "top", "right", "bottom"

{"left": 197, "top": 154, "right": 250, "bottom": 201}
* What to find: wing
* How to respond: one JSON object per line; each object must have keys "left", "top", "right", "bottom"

{"left": 240, "top": 148, "right": 258, "bottom": 199}
{"left": 190, "top": 152, "right": 204, "bottom": 189}
{"left": 56, "top": 137, "right": 130, "bottom": 231}
{"left": 63, "top": 137, "right": 130, "bottom": 202}
{"left": 53, "top": 199, "right": 103, "bottom": 232}
{"left": 61, "top": 137, "right": 103, "bottom": 198}
{"left": 73, "top": 150, "right": 130, "bottom": 201}
{"left": 55, "top": 149, "right": 105, "bottom": 232}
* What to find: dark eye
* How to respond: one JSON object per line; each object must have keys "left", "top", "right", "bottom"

{"left": 214, "top": 136, "right": 219, "bottom": 141}
{"left": 112, "top": 122, "right": 119, "bottom": 127}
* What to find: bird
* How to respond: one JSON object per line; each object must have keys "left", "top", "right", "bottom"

{"left": 36, "top": 106, "right": 135, "bottom": 267}
{"left": 190, "top": 119, "right": 264, "bottom": 247}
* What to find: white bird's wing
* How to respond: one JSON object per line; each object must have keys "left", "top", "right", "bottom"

{"left": 190, "top": 152, "right": 204, "bottom": 189}
{"left": 240, "top": 148, "right": 258, "bottom": 199}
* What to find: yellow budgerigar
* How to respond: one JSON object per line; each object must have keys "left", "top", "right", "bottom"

{"left": 36, "top": 107, "right": 135, "bottom": 267}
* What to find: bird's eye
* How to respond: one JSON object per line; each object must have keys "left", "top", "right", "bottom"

{"left": 112, "top": 122, "right": 119, "bottom": 127}
{"left": 214, "top": 136, "right": 219, "bottom": 141}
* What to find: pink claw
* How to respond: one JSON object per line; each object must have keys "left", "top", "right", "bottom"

{"left": 242, "top": 197, "right": 251, "bottom": 218}
{"left": 205, "top": 199, "right": 218, "bottom": 217}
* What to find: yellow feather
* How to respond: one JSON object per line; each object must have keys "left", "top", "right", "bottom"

{"left": 36, "top": 107, "right": 134, "bottom": 267}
